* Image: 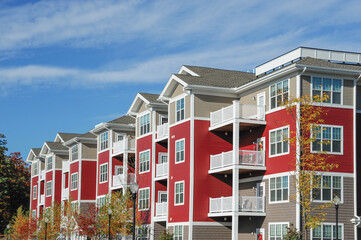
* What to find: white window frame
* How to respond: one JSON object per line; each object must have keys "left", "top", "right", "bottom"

{"left": 33, "top": 162, "right": 38, "bottom": 175}
{"left": 269, "top": 79, "right": 289, "bottom": 110}
{"left": 269, "top": 126, "right": 289, "bottom": 157}
{"left": 71, "top": 144, "right": 79, "bottom": 161}
{"left": 312, "top": 175, "right": 343, "bottom": 203}
{"left": 100, "top": 131, "right": 109, "bottom": 151}
{"left": 32, "top": 210, "right": 36, "bottom": 219}
{"left": 159, "top": 114, "right": 168, "bottom": 125}
{"left": 176, "top": 98, "right": 185, "bottom": 122}
{"left": 310, "top": 222, "right": 344, "bottom": 240}
{"left": 33, "top": 185, "right": 37, "bottom": 200}
{"left": 137, "top": 225, "right": 150, "bottom": 240}
{"left": 47, "top": 156, "right": 53, "bottom": 171}
{"left": 175, "top": 139, "right": 185, "bottom": 164}
{"left": 268, "top": 222, "right": 289, "bottom": 240}
{"left": 46, "top": 181, "right": 52, "bottom": 197}
{"left": 71, "top": 173, "right": 78, "bottom": 191}
{"left": 175, "top": 181, "right": 184, "bottom": 206}
{"left": 116, "top": 133, "right": 125, "bottom": 142}
{"left": 269, "top": 176, "right": 289, "bottom": 203}
{"left": 97, "top": 196, "right": 107, "bottom": 207}
{"left": 99, "top": 163, "right": 108, "bottom": 183}
{"left": 159, "top": 152, "right": 168, "bottom": 164}
{"left": 311, "top": 76, "right": 343, "bottom": 105}
{"left": 311, "top": 125, "right": 343, "bottom": 155}
{"left": 140, "top": 112, "right": 151, "bottom": 136}
{"left": 138, "top": 188, "right": 150, "bottom": 211}
{"left": 174, "top": 225, "right": 183, "bottom": 240}
{"left": 139, "top": 150, "right": 150, "bottom": 174}
{"left": 115, "top": 165, "right": 123, "bottom": 175}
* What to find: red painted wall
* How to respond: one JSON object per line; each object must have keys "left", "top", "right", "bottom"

{"left": 31, "top": 177, "right": 38, "bottom": 210}
{"left": 98, "top": 150, "right": 110, "bottom": 196}
{"left": 81, "top": 161, "right": 97, "bottom": 200}
{"left": 45, "top": 171, "right": 53, "bottom": 207}
{"left": 168, "top": 121, "right": 190, "bottom": 223}
{"left": 54, "top": 170, "right": 62, "bottom": 203}
{"left": 70, "top": 162, "right": 79, "bottom": 200}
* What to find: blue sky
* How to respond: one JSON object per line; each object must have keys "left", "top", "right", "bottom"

{"left": 1, "top": 0, "right": 361, "bottom": 159}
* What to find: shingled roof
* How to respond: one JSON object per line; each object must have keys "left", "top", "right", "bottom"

{"left": 297, "top": 57, "right": 361, "bottom": 71}
{"left": 138, "top": 93, "right": 160, "bottom": 103}
{"left": 108, "top": 115, "right": 135, "bottom": 125}
{"left": 58, "top": 133, "right": 81, "bottom": 142}
{"left": 31, "top": 148, "right": 41, "bottom": 156}
{"left": 45, "top": 141, "right": 68, "bottom": 151}
{"left": 78, "top": 132, "right": 97, "bottom": 138}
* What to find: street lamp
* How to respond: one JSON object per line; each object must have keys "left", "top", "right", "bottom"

{"left": 108, "top": 208, "right": 112, "bottom": 240}
{"left": 334, "top": 196, "right": 341, "bottom": 240}
{"left": 6, "top": 224, "right": 10, "bottom": 240}
{"left": 129, "top": 182, "right": 139, "bottom": 240}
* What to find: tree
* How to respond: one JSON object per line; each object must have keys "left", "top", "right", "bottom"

{"left": 8, "top": 206, "right": 37, "bottom": 239}
{"left": 158, "top": 230, "right": 174, "bottom": 240}
{"left": 35, "top": 201, "right": 63, "bottom": 239}
{"left": 0, "top": 133, "right": 30, "bottom": 234}
{"left": 284, "top": 95, "right": 339, "bottom": 240}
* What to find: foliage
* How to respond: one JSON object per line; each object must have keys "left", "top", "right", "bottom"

{"left": 8, "top": 206, "right": 37, "bottom": 239}
{"left": 36, "top": 200, "right": 63, "bottom": 239}
{"left": 0, "top": 133, "right": 30, "bottom": 234}
{"left": 284, "top": 224, "right": 302, "bottom": 240}
{"left": 158, "top": 230, "right": 174, "bottom": 240}
{"left": 284, "top": 95, "right": 338, "bottom": 239}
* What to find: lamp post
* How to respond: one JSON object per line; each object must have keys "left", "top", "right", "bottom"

{"left": 6, "top": 224, "right": 10, "bottom": 240}
{"left": 334, "top": 196, "right": 341, "bottom": 240}
{"left": 108, "top": 208, "right": 112, "bottom": 240}
{"left": 129, "top": 182, "right": 139, "bottom": 240}
{"left": 45, "top": 218, "right": 49, "bottom": 240}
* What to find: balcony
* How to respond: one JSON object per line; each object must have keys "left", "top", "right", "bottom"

{"left": 155, "top": 162, "right": 168, "bottom": 180}
{"left": 209, "top": 196, "right": 265, "bottom": 217}
{"left": 209, "top": 150, "right": 265, "bottom": 174}
{"left": 113, "top": 138, "right": 136, "bottom": 156}
{"left": 155, "top": 202, "right": 167, "bottom": 221}
{"left": 209, "top": 102, "right": 266, "bottom": 131}
{"left": 112, "top": 173, "right": 135, "bottom": 189}
{"left": 40, "top": 194, "right": 45, "bottom": 205}
{"left": 156, "top": 123, "right": 169, "bottom": 141}
{"left": 63, "top": 161, "right": 69, "bottom": 172}
{"left": 40, "top": 169, "right": 45, "bottom": 181}
{"left": 62, "top": 188, "right": 69, "bottom": 200}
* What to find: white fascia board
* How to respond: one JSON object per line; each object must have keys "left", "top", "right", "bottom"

{"left": 295, "top": 64, "right": 361, "bottom": 76}
{"left": 184, "top": 85, "right": 237, "bottom": 98}
{"left": 159, "top": 74, "right": 188, "bottom": 100}
{"left": 40, "top": 143, "right": 50, "bottom": 155}
{"left": 54, "top": 133, "right": 63, "bottom": 143}
{"left": 178, "top": 66, "right": 200, "bottom": 76}
{"left": 127, "top": 93, "right": 151, "bottom": 115}
{"left": 63, "top": 137, "right": 96, "bottom": 147}
{"left": 90, "top": 122, "right": 107, "bottom": 134}
{"left": 26, "top": 149, "right": 36, "bottom": 162}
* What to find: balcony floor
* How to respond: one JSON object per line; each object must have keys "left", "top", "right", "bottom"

{"left": 208, "top": 211, "right": 266, "bottom": 217}
{"left": 209, "top": 165, "right": 266, "bottom": 175}
{"left": 209, "top": 119, "right": 267, "bottom": 132}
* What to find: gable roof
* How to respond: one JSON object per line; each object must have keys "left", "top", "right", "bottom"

{"left": 127, "top": 92, "right": 167, "bottom": 115}
{"left": 108, "top": 115, "right": 135, "bottom": 124}
{"left": 56, "top": 133, "right": 81, "bottom": 142}
{"left": 26, "top": 148, "right": 41, "bottom": 162}
{"left": 45, "top": 141, "right": 68, "bottom": 151}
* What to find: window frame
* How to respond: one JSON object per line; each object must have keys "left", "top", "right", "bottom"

{"left": 47, "top": 156, "right": 53, "bottom": 171}
{"left": 175, "top": 139, "right": 185, "bottom": 164}
{"left": 100, "top": 131, "right": 109, "bottom": 151}
{"left": 71, "top": 173, "right": 78, "bottom": 191}
{"left": 176, "top": 98, "right": 185, "bottom": 122}
{"left": 311, "top": 76, "right": 343, "bottom": 105}
{"left": 174, "top": 225, "right": 183, "bottom": 240}
{"left": 269, "top": 126, "right": 289, "bottom": 158}
{"left": 139, "top": 112, "right": 151, "bottom": 136}
{"left": 139, "top": 150, "right": 151, "bottom": 174}
{"left": 311, "top": 222, "right": 344, "bottom": 240}
{"left": 33, "top": 185, "right": 37, "bottom": 200}
{"left": 269, "top": 79, "right": 289, "bottom": 110}
{"left": 269, "top": 175, "right": 289, "bottom": 203}
{"left": 33, "top": 162, "right": 38, "bottom": 175}
{"left": 97, "top": 196, "right": 107, "bottom": 207}
{"left": 71, "top": 144, "right": 79, "bottom": 161}
{"left": 311, "top": 125, "right": 343, "bottom": 155}
{"left": 138, "top": 188, "right": 150, "bottom": 211}
{"left": 312, "top": 175, "right": 343, "bottom": 203}
{"left": 99, "top": 163, "right": 108, "bottom": 183}
{"left": 269, "top": 222, "right": 289, "bottom": 240}
{"left": 174, "top": 181, "right": 185, "bottom": 206}
{"left": 46, "top": 181, "right": 52, "bottom": 197}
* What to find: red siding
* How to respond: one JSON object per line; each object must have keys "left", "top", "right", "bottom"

{"left": 81, "top": 161, "right": 97, "bottom": 200}
{"left": 98, "top": 150, "right": 110, "bottom": 196}
{"left": 45, "top": 171, "right": 53, "bottom": 207}
{"left": 70, "top": 162, "right": 79, "bottom": 200}
{"left": 54, "top": 170, "right": 62, "bottom": 203}
{"left": 31, "top": 177, "right": 39, "bottom": 210}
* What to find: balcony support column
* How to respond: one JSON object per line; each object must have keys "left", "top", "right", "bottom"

{"left": 232, "top": 100, "right": 239, "bottom": 240}
{"left": 123, "top": 152, "right": 128, "bottom": 195}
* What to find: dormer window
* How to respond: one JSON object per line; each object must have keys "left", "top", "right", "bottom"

{"left": 176, "top": 98, "right": 185, "bottom": 122}
{"left": 47, "top": 156, "right": 53, "bottom": 171}
{"left": 140, "top": 113, "right": 150, "bottom": 135}
{"left": 71, "top": 144, "right": 79, "bottom": 161}
{"left": 100, "top": 131, "right": 109, "bottom": 151}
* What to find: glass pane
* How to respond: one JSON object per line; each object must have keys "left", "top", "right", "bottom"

{"left": 313, "top": 140, "right": 321, "bottom": 151}
{"left": 276, "top": 177, "right": 281, "bottom": 188}
{"left": 332, "top": 128, "right": 341, "bottom": 140}
{"left": 324, "top": 78, "right": 332, "bottom": 90}
{"left": 323, "top": 189, "right": 331, "bottom": 200}
{"left": 333, "top": 176, "right": 341, "bottom": 188}
{"left": 271, "top": 144, "right": 276, "bottom": 155}
{"left": 270, "top": 132, "right": 275, "bottom": 143}
{"left": 332, "top": 140, "right": 341, "bottom": 153}
{"left": 270, "top": 225, "right": 275, "bottom": 236}
{"left": 323, "top": 127, "right": 331, "bottom": 140}
{"left": 283, "top": 176, "right": 288, "bottom": 187}
{"left": 283, "top": 189, "right": 288, "bottom": 200}
{"left": 333, "top": 92, "right": 341, "bottom": 104}
{"left": 333, "top": 79, "right": 342, "bottom": 92}
{"left": 313, "top": 77, "right": 322, "bottom": 90}
{"left": 276, "top": 224, "right": 281, "bottom": 235}
{"left": 323, "top": 142, "right": 331, "bottom": 152}
{"left": 323, "top": 176, "right": 331, "bottom": 188}
{"left": 313, "top": 226, "right": 321, "bottom": 237}
{"left": 283, "top": 141, "right": 288, "bottom": 153}
{"left": 283, "top": 80, "right": 288, "bottom": 92}
{"left": 276, "top": 189, "right": 282, "bottom": 201}
{"left": 277, "top": 82, "right": 282, "bottom": 94}
{"left": 313, "top": 90, "right": 321, "bottom": 99}
{"left": 277, "top": 142, "right": 282, "bottom": 154}
{"left": 323, "top": 225, "right": 332, "bottom": 238}
{"left": 323, "top": 91, "right": 331, "bottom": 103}
{"left": 270, "top": 178, "right": 275, "bottom": 189}
{"left": 271, "top": 97, "right": 276, "bottom": 109}
{"left": 271, "top": 190, "right": 275, "bottom": 201}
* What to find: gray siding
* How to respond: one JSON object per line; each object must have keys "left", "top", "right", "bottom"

{"left": 169, "top": 225, "right": 189, "bottom": 240}
{"left": 343, "top": 79, "right": 354, "bottom": 106}
{"left": 193, "top": 225, "right": 232, "bottom": 239}
{"left": 301, "top": 75, "right": 311, "bottom": 97}
{"left": 154, "top": 222, "right": 166, "bottom": 240}
{"left": 81, "top": 143, "right": 97, "bottom": 159}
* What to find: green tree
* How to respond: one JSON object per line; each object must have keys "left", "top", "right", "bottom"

{"left": 0, "top": 133, "right": 30, "bottom": 234}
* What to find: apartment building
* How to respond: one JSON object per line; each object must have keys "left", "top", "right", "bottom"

{"left": 27, "top": 47, "right": 361, "bottom": 240}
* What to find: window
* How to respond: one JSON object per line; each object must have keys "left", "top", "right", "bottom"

{"left": 176, "top": 98, "right": 185, "bottom": 121}
{"left": 32, "top": 210, "right": 36, "bottom": 219}
{"left": 175, "top": 139, "right": 185, "bottom": 163}
{"left": 115, "top": 165, "right": 123, "bottom": 175}
{"left": 174, "top": 225, "right": 183, "bottom": 240}
{"left": 159, "top": 152, "right": 168, "bottom": 164}
{"left": 46, "top": 181, "right": 52, "bottom": 196}
{"left": 140, "top": 113, "right": 151, "bottom": 135}
{"left": 100, "top": 131, "right": 109, "bottom": 151}
{"left": 98, "top": 196, "right": 107, "bottom": 207}
{"left": 270, "top": 176, "right": 288, "bottom": 202}
{"left": 116, "top": 133, "right": 124, "bottom": 142}
{"left": 175, "top": 181, "right": 184, "bottom": 205}
{"left": 270, "top": 79, "right": 289, "bottom": 109}
{"left": 312, "top": 125, "right": 342, "bottom": 154}
{"left": 312, "top": 77, "right": 342, "bottom": 104}
{"left": 139, "top": 188, "right": 150, "bottom": 210}
{"left": 33, "top": 185, "right": 37, "bottom": 200}
{"left": 71, "top": 144, "right": 79, "bottom": 161}
{"left": 160, "top": 115, "right": 168, "bottom": 125}
{"left": 139, "top": 150, "right": 150, "bottom": 173}
{"left": 312, "top": 223, "right": 343, "bottom": 240}
{"left": 137, "top": 226, "right": 150, "bottom": 240}
{"left": 71, "top": 173, "right": 78, "bottom": 190}
{"left": 100, "top": 163, "right": 108, "bottom": 183}
{"left": 33, "top": 162, "right": 38, "bottom": 175}
{"left": 47, "top": 156, "right": 53, "bottom": 170}
{"left": 269, "top": 223, "right": 288, "bottom": 240}
{"left": 313, "top": 175, "right": 342, "bottom": 202}
{"left": 270, "top": 126, "right": 289, "bottom": 156}
{"left": 71, "top": 202, "right": 78, "bottom": 212}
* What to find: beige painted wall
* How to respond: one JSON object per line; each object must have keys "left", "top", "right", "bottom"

{"left": 56, "top": 155, "right": 67, "bottom": 169}
{"left": 81, "top": 143, "right": 97, "bottom": 159}
{"left": 344, "top": 79, "right": 354, "bottom": 106}
{"left": 170, "top": 83, "right": 184, "bottom": 99}
{"left": 194, "top": 95, "right": 235, "bottom": 118}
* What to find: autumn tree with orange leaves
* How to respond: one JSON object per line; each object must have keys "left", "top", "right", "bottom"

{"left": 0, "top": 133, "right": 30, "bottom": 234}
{"left": 8, "top": 206, "right": 37, "bottom": 239}
{"left": 284, "top": 95, "right": 339, "bottom": 240}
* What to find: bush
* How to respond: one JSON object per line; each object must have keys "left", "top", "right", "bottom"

{"left": 284, "top": 224, "right": 302, "bottom": 240}
{"left": 158, "top": 230, "right": 173, "bottom": 240}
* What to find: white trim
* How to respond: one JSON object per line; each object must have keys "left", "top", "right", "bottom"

{"left": 310, "top": 76, "right": 344, "bottom": 105}
{"left": 169, "top": 92, "right": 188, "bottom": 103}
{"left": 269, "top": 125, "right": 290, "bottom": 158}
{"left": 193, "top": 117, "right": 210, "bottom": 121}
{"left": 99, "top": 163, "right": 108, "bottom": 183}
{"left": 70, "top": 172, "right": 78, "bottom": 191}
{"left": 178, "top": 66, "right": 200, "bottom": 76}
{"left": 257, "top": 92, "right": 266, "bottom": 109}
{"left": 310, "top": 124, "right": 344, "bottom": 155}
{"left": 268, "top": 175, "right": 290, "bottom": 204}
{"left": 310, "top": 103, "right": 353, "bottom": 109}
{"left": 99, "top": 131, "right": 110, "bottom": 152}
{"left": 78, "top": 144, "right": 82, "bottom": 201}
{"left": 169, "top": 118, "right": 191, "bottom": 128}
{"left": 138, "top": 187, "right": 150, "bottom": 211}
{"left": 269, "top": 78, "right": 290, "bottom": 111}
{"left": 78, "top": 200, "right": 97, "bottom": 203}
{"left": 268, "top": 222, "right": 289, "bottom": 240}
{"left": 189, "top": 93, "right": 195, "bottom": 240}
{"left": 139, "top": 111, "right": 152, "bottom": 137}
{"left": 175, "top": 97, "right": 186, "bottom": 123}
{"left": 139, "top": 149, "right": 151, "bottom": 174}
{"left": 175, "top": 138, "right": 185, "bottom": 164}
{"left": 174, "top": 225, "right": 184, "bottom": 240}
{"left": 310, "top": 222, "right": 344, "bottom": 240}
{"left": 174, "top": 181, "right": 185, "bottom": 206}
{"left": 81, "top": 158, "right": 97, "bottom": 161}
{"left": 312, "top": 175, "right": 344, "bottom": 204}
{"left": 353, "top": 79, "right": 358, "bottom": 240}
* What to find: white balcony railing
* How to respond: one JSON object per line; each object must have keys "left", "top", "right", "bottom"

{"left": 112, "top": 173, "right": 136, "bottom": 188}
{"left": 156, "top": 123, "right": 169, "bottom": 140}
{"left": 113, "top": 138, "right": 136, "bottom": 155}
{"left": 62, "top": 188, "right": 69, "bottom": 200}
{"left": 40, "top": 169, "right": 45, "bottom": 181}
{"left": 210, "top": 150, "right": 265, "bottom": 170}
{"left": 40, "top": 194, "right": 45, "bottom": 205}
{"left": 209, "top": 196, "right": 265, "bottom": 214}
{"left": 63, "top": 161, "right": 69, "bottom": 172}
{"left": 156, "top": 202, "right": 168, "bottom": 217}
{"left": 156, "top": 162, "right": 168, "bottom": 178}
{"left": 210, "top": 102, "right": 265, "bottom": 127}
